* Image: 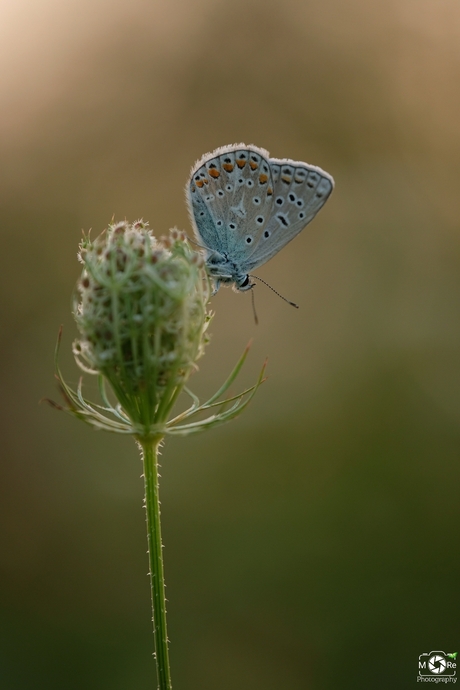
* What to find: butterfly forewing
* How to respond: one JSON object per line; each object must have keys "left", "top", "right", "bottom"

{"left": 187, "top": 144, "right": 275, "bottom": 259}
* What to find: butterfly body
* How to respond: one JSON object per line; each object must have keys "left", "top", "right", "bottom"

{"left": 186, "top": 143, "right": 334, "bottom": 294}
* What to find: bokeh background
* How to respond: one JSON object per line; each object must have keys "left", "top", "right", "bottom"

{"left": 1, "top": 1, "right": 459, "bottom": 688}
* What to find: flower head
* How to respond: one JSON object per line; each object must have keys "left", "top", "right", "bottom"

{"left": 48, "top": 221, "right": 266, "bottom": 440}
{"left": 72, "top": 221, "right": 210, "bottom": 431}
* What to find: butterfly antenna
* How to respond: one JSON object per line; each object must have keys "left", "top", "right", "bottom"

{"left": 250, "top": 286, "right": 259, "bottom": 325}
{"left": 249, "top": 275, "right": 299, "bottom": 309}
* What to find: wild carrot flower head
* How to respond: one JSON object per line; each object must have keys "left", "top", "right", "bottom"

{"left": 73, "top": 221, "right": 210, "bottom": 429}
{"left": 49, "top": 220, "right": 265, "bottom": 441}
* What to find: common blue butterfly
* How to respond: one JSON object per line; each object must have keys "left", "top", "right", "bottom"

{"left": 186, "top": 143, "right": 334, "bottom": 295}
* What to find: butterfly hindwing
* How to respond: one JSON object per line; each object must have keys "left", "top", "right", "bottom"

{"left": 241, "top": 158, "right": 334, "bottom": 272}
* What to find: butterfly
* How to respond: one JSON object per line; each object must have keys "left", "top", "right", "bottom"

{"left": 186, "top": 143, "right": 334, "bottom": 296}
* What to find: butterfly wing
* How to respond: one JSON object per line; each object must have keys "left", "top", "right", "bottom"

{"left": 240, "top": 158, "right": 334, "bottom": 272}
{"left": 186, "top": 144, "right": 275, "bottom": 265}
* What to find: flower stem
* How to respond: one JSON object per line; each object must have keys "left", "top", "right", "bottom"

{"left": 140, "top": 436, "right": 172, "bottom": 690}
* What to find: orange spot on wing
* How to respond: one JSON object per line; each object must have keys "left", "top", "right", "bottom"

{"left": 259, "top": 174, "right": 268, "bottom": 184}
{"left": 209, "top": 169, "right": 220, "bottom": 178}
{"left": 281, "top": 175, "right": 291, "bottom": 184}
{"left": 249, "top": 161, "right": 258, "bottom": 170}
{"left": 196, "top": 179, "right": 208, "bottom": 187}
{"left": 223, "top": 163, "right": 234, "bottom": 172}
{"left": 267, "top": 187, "right": 273, "bottom": 196}
{"left": 236, "top": 159, "right": 246, "bottom": 168}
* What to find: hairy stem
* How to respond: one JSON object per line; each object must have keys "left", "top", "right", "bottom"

{"left": 140, "top": 436, "right": 172, "bottom": 690}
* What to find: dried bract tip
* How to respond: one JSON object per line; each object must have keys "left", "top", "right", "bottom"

{"left": 133, "top": 219, "right": 149, "bottom": 230}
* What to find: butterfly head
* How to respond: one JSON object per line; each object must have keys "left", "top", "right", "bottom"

{"left": 205, "top": 251, "right": 253, "bottom": 293}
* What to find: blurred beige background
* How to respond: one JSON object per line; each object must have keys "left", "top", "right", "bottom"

{"left": 1, "top": 1, "right": 459, "bottom": 688}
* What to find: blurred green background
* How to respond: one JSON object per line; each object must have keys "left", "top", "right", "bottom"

{"left": 1, "top": 1, "right": 459, "bottom": 688}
